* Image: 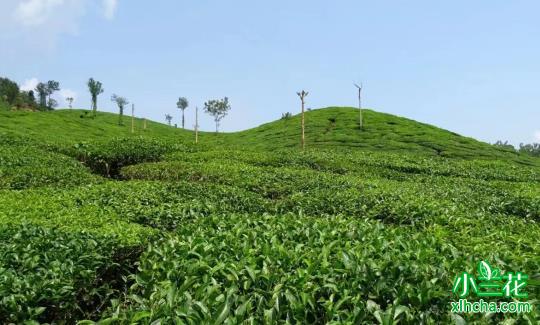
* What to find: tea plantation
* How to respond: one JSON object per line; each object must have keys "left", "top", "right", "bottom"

{"left": 0, "top": 107, "right": 538, "bottom": 324}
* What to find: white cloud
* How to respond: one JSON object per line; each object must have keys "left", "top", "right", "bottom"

{"left": 534, "top": 130, "right": 540, "bottom": 142}
{"left": 20, "top": 77, "right": 39, "bottom": 91}
{"left": 59, "top": 88, "right": 77, "bottom": 101}
{"left": 103, "top": 0, "right": 118, "bottom": 20}
{"left": 14, "top": 0, "right": 66, "bottom": 26}
{"left": 0, "top": 0, "right": 120, "bottom": 54}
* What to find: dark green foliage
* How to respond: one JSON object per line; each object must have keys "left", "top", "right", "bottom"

{"left": 0, "top": 224, "right": 133, "bottom": 323}
{"left": 281, "top": 112, "right": 292, "bottom": 119}
{"left": 0, "top": 77, "right": 37, "bottom": 110}
{"left": 0, "top": 77, "right": 20, "bottom": 105}
{"left": 17, "top": 90, "right": 37, "bottom": 110}
{"left": 494, "top": 140, "right": 515, "bottom": 151}
{"left": 0, "top": 142, "right": 100, "bottom": 189}
{"left": 122, "top": 149, "right": 540, "bottom": 223}
{"left": 33, "top": 80, "right": 61, "bottom": 110}
{"left": 0, "top": 98, "right": 9, "bottom": 111}
{"left": 35, "top": 82, "right": 48, "bottom": 108}
{"left": 61, "top": 137, "right": 180, "bottom": 177}
{"left": 519, "top": 143, "right": 540, "bottom": 157}
{"left": 46, "top": 80, "right": 60, "bottom": 110}
{"left": 103, "top": 213, "right": 538, "bottom": 324}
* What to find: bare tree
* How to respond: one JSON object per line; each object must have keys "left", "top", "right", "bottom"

{"left": 354, "top": 83, "right": 363, "bottom": 129}
{"left": 165, "top": 114, "right": 173, "bottom": 126}
{"left": 296, "top": 90, "right": 308, "bottom": 150}
{"left": 195, "top": 106, "right": 199, "bottom": 144}
{"left": 131, "top": 103, "right": 135, "bottom": 133}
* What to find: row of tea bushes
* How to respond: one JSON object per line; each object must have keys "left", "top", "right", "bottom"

{"left": 0, "top": 144, "right": 101, "bottom": 189}
{"left": 101, "top": 214, "right": 538, "bottom": 324}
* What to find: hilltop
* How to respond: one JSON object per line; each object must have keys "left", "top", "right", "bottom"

{"left": 222, "top": 107, "right": 531, "bottom": 162}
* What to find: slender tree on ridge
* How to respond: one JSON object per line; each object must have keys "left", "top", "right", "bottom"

{"left": 111, "top": 94, "right": 129, "bottom": 125}
{"left": 204, "top": 97, "right": 231, "bottom": 133}
{"left": 87, "top": 78, "right": 104, "bottom": 118}
{"left": 131, "top": 103, "right": 135, "bottom": 133}
{"left": 165, "top": 114, "right": 173, "bottom": 126}
{"left": 176, "top": 97, "right": 189, "bottom": 129}
{"left": 66, "top": 97, "right": 74, "bottom": 109}
{"left": 296, "top": 90, "right": 308, "bottom": 150}
{"left": 46, "top": 80, "right": 60, "bottom": 110}
{"left": 195, "top": 106, "right": 199, "bottom": 144}
{"left": 354, "top": 83, "right": 363, "bottom": 129}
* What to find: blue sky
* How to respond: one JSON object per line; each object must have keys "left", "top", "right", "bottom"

{"left": 1, "top": 0, "right": 539, "bottom": 144}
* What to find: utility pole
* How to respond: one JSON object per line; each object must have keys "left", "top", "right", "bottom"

{"left": 296, "top": 90, "right": 308, "bottom": 150}
{"left": 354, "top": 83, "right": 363, "bottom": 129}
{"left": 131, "top": 103, "right": 135, "bottom": 134}
{"left": 195, "top": 106, "right": 199, "bottom": 144}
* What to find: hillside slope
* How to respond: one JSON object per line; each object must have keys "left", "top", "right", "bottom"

{"left": 221, "top": 107, "right": 535, "bottom": 163}
{"left": 0, "top": 109, "right": 192, "bottom": 144}
{"left": 0, "top": 107, "right": 536, "bottom": 164}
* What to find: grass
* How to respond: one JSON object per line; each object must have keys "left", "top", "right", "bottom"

{"left": 0, "top": 107, "right": 538, "bottom": 323}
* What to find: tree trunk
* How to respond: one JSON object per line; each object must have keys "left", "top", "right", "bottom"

{"left": 195, "top": 106, "right": 199, "bottom": 144}
{"left": 118, "top": 107, "right": 123, "bottom": 125}
{"left": 92, "top": 96, "right": 97, "bottom": 118}
{"left": 131, "top": 104, "right": 134, "bottom": 133}
{"left": 358, "top": 89, "right": 363, "bottom": 129}
{"left": 301, "top": 98, "right": 305, "bottom": 150}
{"left": 182, "top": 110, "right": 185, "bottom": 129}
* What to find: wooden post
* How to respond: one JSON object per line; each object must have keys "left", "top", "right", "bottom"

{"left": 195, "top": 106, "right": 199, "bottom": 144}
{"left": 354, "top": 83, "right": 363, "bottom": 129}
{"left": 131, "top": 103, "right": 135, "bottom": 133}
{"left": 296, "top": 90, "right": 308, "bottom": 150}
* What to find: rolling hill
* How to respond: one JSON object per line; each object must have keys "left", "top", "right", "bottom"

{"left": 0, "top": 107, "right": 535, "bottom": 165}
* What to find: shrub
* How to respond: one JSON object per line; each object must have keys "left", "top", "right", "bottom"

{"left": 0, "top": 224, "right": 134, "bottom": 323}
{"left": 61, "top": 138, "right": 178, "bottom": 177}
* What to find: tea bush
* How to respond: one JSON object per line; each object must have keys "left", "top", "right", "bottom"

{"left": 0, "top": 144, "right": 100, "bottom": 189}
{"left": 0, "top": 224, "right": 135, "bottom": 323}
{"left": 102, "top": 213, "right": 538, "bottom": 324}
{"left": 1, "top": 128, "right": 539, "bottom": 323}
{"left": 58, "top": 137, "right": 192, "bottom": 177}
